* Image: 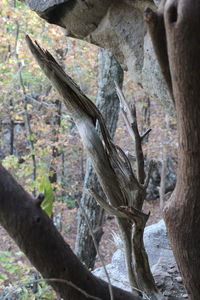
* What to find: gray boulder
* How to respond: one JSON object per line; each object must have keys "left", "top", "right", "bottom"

{"left": 146, "top": 158, "right": 176, "bottom": 200}
{"left": 93, "top": 220, "right": 187, "bottom": 299}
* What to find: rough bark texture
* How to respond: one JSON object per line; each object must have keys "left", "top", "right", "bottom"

{"left": 0, "top": 164, "right": 142, "bottom": 300}
{"left": 75, "top": 48, "right": 123, "bottom": 269}
{"left": 146, "top": 1, "right": 200, "bottom": 299}
{"left": 21, "top": 0, "right": 174, "bottom": 113}
{"left": 26, "top": 36, "right": 162, "bottom": 299}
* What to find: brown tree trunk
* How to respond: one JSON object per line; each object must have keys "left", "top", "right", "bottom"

{"left": 146, "top": 1, "right": 200, "bottom": 299}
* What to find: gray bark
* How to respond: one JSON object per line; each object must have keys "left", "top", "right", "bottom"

{"left": 75, "top": 48, "right": 123, "bottom": 269}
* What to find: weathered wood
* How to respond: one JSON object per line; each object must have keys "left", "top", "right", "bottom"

{"left": 75, "top": 49, "right": 123, "bottom": 269}
{"left": 26, "top": 36, "right": 164, "bottom": 299}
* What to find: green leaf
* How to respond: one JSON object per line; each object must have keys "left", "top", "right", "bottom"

{"left": 0, "top": 251, "right": 14, "bottom": 262}
{"left": 2, "top": 263, "right": 24, "bottom": 274}
{"left": 15, "top": 251, "right": 24, "bottom": 256}
{"left": 39, "top": 175, "right": 54, "bottom": 217}
{"left": 0, "top": 273, "right": 8, "bottom": 280}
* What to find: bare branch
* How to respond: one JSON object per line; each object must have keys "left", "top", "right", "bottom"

{"left": 4, "top": 278, "right": 102, "bottom": 300}
{"left": 76, "top": 198, "right": 114, "bottom": 300}
{"left": 118, "top": 206, "right": 150, "bottom": 226}
{"left": 141, "top": 128, "right": 152, "bottom": 141}
{"left": 115, "top": 82, "right": 145, "bottom": 184}
{"left": 159, "top": 152, "right": 167, "bottom": 210}
{"left": 115, "top": 82, "right": 136, "bottom": 141}
{"left": 88, "top": 189, "right": 129, "bottom": 219}
{"left": 14, "top": 26, "right": 37, "bottom": 195}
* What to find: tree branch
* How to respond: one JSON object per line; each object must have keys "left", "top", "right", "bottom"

{"left": 115, "top": 83, "right": 145, "bottom": 185}
{"left": 0, "top": 164, "right": 141, "bottom": 300}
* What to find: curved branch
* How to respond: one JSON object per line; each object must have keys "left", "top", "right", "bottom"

{"left": 0, "top": 164, "right": 141, "bottom": 300}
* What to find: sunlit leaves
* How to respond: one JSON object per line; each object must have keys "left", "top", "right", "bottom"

{"left": 2, "top": 155, "right": 19, "bottom": 169}
{"left": 0, "top": 251, "right": 56, "bottom": 299}
{"left": 39, "top": 176, "right": 54, "bottom": 217}
{"left": 0, "top": 0, "right": 98, "bottom": 203}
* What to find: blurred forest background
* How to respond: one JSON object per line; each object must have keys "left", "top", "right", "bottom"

{"left": 0, "top": 0, "right": 178, "bottom": 299}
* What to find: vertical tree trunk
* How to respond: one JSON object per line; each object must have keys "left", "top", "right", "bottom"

{"left": 164, "top": 2, "right": 200, "bottom": 298}
{"left": 75, "top": 48, "right": 123, "bottom": 269}
{"left": 146, "top": 1, "right": 200, "bottom": 299}
{"left": 9, "top": 98, "right": 15, "bottom": 155}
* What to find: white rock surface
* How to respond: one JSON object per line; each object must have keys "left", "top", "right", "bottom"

{"left": 93, "top": 220, "right": 187, "bottom": 299}
{"left": 25, "top": 0, "right": 174, "bottom": 113}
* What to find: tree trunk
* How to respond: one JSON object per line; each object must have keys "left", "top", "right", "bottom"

{"left": 75, "top": 48, "right": 123, "bottom": 269}
{"left": 145, "top": 1, "right": 200, "bottom": 299}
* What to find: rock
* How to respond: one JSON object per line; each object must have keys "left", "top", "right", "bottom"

{"left": 146, "top": 158, "right": 176, "bottom": 200}
{"left": 153, "top": 0, "right": 162, "bottom": 6}
{"left": 142, "top": 32, "right": 174, "bottom": 114}
{"left": 93, "top": 220, "right": 187, "bottom": 299}
{"left": 24, "top": 0, "right": 174, "bottom": 113}
{"left": 175, "top": 277, "right": 183, "bottom": 283}
{"left": 144, "top": 220, "right": 174, "bottom": 267}
{"left": 94, "top": 248, "right": 131, "bottom": 291}
{"left": 24, "top": 0, "right": 67, "bottom": 12}
{"left": 182, "top": 294, "right": 188, "bottom": 298}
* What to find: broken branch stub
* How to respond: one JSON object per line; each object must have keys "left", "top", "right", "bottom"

{"left": 26, "top": 35, "right": 145, "bottom": 212}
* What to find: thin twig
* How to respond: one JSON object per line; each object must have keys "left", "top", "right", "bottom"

{"left": 76, "top": 198, "right": 114, "bottom": 300}
{"left": 115, "top": 81, "right": 145, "bottom": 184}
{"left": 160, "top": 151, "right": 167, "bottom": 210}
{"left": 141, "top": 128, "right": 152, "bottom": 141}
{"left": 88, "top": 188, "right": 128, "bottom": 219}
{"left": 14, "top": 23, "right": 37, "bottom": 195}
{"left": 3, "top": 278, "right": 102, "bottom": 300}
